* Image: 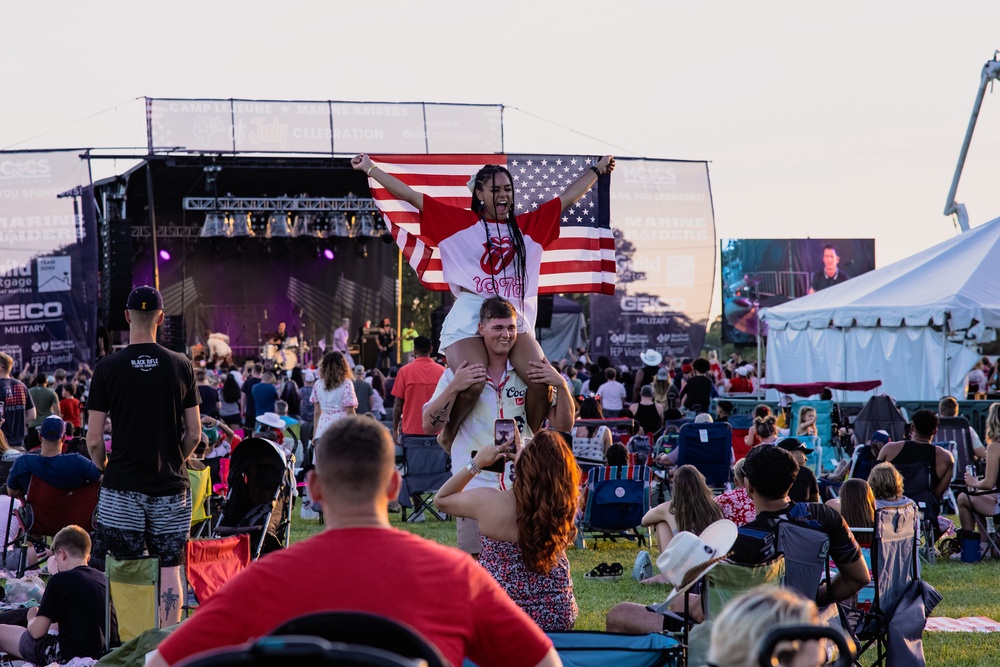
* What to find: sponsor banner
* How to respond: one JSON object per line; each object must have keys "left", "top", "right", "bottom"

{"left": 720, "top": 238, "right": 876, "bottom": 345}
{"left": 0, "top": 150, "right": 97, "bottom": 374}
{"left": 590, "top": 159, "right": 716, "bottom": 366}
{"left": 147, "top": 98, "right": 503, "bottom": 155}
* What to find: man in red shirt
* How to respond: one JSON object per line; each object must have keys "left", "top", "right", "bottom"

{"left": 58, "top": 384, "right": 82, "bottom": 434}
{"left": 148, "top": 417, "right": 559, "bottom": 667}
{"left": 391, "top": 336, "right": 445, "bottom": 444}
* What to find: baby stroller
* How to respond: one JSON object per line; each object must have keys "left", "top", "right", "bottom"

{"left": 215, "top": 437, "right": 295, "bottom": 559}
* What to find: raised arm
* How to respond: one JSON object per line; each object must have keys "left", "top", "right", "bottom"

{"left": 558, "top": 155, "right": 615, "bottom": 211}
{"left": 352, "top": 154, "right": 423, "bottom": 211}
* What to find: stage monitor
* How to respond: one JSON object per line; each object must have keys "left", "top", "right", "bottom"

{"left": 720, "top": 238, "right": 876, "bottom": 345}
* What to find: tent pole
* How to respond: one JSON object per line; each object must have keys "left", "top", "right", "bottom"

{"left": 943, "top": 313, "right": 949, "bottom": 397}
{"left": 756, "top": 322, "right": 762, "bottom": 398}
{"left": 841, "top": 326, "right": 847, "bottom": 403}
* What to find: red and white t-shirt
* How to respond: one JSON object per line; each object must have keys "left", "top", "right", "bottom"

{"left": 421, "top": 195, "right": 561, "bottom": 330}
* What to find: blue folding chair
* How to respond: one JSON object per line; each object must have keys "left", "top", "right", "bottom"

{"left": 578, "top": 465, "right": 651, "bottom": 548}
{"left": 545, "top": 631, "right": 681, "bottom": 667}
{"left": 789, "top": 400, "right": 835, "bottom": 472}
{"left": 676, "top": 422, "right": 734, "bottom": 490}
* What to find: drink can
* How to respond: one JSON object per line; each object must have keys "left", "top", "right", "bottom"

{"left": 966, "top": 465, "right": 977, "bottom": 478}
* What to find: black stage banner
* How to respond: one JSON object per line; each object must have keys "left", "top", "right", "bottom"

{"left": 590, "top": 160, "right": 716, "bottom": 366}
{"left": 0, "top": 150, "right": 97, "bottom": 374}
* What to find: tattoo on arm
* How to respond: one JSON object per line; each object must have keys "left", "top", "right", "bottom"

{"left": 429, "top": 401, "right": 451, "bottom": 427}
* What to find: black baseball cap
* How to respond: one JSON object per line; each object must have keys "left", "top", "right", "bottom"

{"left": 126, "top": 285, "right": 163, "bottom": 311}
{"left": 777, "top": 437, "right": 814, "bottom": 454}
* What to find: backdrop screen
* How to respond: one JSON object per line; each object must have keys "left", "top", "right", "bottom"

{"left": 720, "top": 238, "right": 875, "bottom": 345}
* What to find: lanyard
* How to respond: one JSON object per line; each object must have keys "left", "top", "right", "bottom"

{"left": 487, "top": 368, "right": 511, "bottom": 420}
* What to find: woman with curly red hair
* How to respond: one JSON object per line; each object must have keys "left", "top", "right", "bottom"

{"left": 435, "top": 429, "right": 580, "bottom": 631}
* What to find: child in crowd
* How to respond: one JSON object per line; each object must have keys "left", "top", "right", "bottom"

{"left": 0, "top": 525, "right": 106, "bottom": 664}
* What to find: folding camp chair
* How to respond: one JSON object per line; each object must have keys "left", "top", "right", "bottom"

{"left": 185, "top": 534, "right": 251, "bottom": 615}
{"left": 789, "top": 400, "right": 835, "bottom": 472}
{"left": 179, "top": 636, "right": 426, "bottom": 667}
{"left": 105, "top": 554, "right": 160, "bottom": 651}
{"left": 15, "top": 477, "right": 101, "bottom": 577}
{"left": 269, "top": 611, "right": 449, "bottom": 667}
{"left": 727, "top": 414, "right": 753, "bottom": 462}
{"left": 545, "top": 630, "right": 682, "bottom": 667}
{"left": 572, "top": 419, "right": 612, "bottom": 475}
{"left": 775, "top": 518, "right": 831, "bottom": 601}
{"left": 397, "top": 436, "right": 450, "bottom": 523}
{"left": 627, "top": 433, "right": 653, "bottom": 466}
{"left": 658, "top": 556, "right": 785, "bottom": 667}
{"left": 189, "top": 467, "right": 215, "bottom": 538}
{"left": 578, "top": 465, "right": 651, "bottom": 548}
{"left": 676, "top": 422, "right": 733, "bottom": 490}
{"left": 799, "top": 435, "right": 823, "bottom": 476}
{"left": 893, "top": 460, "right": 940, "bottom": 563}
{"left": 937, "top": 416, "right": 978, "bottom": 475}
{"left": 846, "top": 502, "right": 938, "bottom": 667}
{"left": 0, "top": 497, "right": 23, "bottom": 576}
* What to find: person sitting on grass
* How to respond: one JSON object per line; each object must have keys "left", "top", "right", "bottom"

{"left": 0, "top": 525, "right": 106, "bottom": 664}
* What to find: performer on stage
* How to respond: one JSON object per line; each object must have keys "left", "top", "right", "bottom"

{"left": 332, "top": 318, "right": 355, "bottom": 368}
{"left": 204, "top": 330, "right": 233, "bottom": 366}
{"left": 268, "top": 322, "right": 288, "bottom": 345}
{"left": 375, "top": 317, "right": 398, "bottom": 372}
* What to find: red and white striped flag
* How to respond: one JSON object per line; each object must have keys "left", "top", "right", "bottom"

{"left": 368, "top": 154, "right": 616, "bottom": 294}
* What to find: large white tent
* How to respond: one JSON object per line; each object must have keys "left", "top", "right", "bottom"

{"left": 760, "top": 217, "right": 1000, "bottom": 401}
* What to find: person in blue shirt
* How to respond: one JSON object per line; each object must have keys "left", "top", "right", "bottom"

{"left": 6, "top": 416, "right": 101, "bottom": 496}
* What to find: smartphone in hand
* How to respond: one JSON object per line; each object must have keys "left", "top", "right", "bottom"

{"left": 494, "top": 418, "right": 516, "bottom": 452}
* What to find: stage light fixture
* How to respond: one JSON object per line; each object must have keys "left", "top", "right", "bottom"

{"left": 333, "top": 213, "right": 350, "bottom": 238}
{"left": 228, "top": 212, "right": 253, "bottom": 237}
{"left": 266, "top": 211, "right": 291, "bottom": 238}
{"left": 323, "top": 248, "right": 335, "bottom": 260}
{"left": 200, "top": 212, "right": 227, "bottom": 237}
{"left": 380, "top": 232, "right": 394, "bottom": 245}
{"left": 158, "top": 246, "right": 172, "bottom": 261}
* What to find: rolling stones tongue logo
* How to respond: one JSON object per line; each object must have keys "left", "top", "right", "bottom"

{"left": 480, "top": 235, "right": 515, "bottom": 275}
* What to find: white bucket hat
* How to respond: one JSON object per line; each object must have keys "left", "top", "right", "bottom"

{"left": 653, "top": 519, "right": 738, "bottom": 608}
{"left": 256, "top": 412, "right": 286, "bottom": 430}
{"left": 639, "top": 349, "right": 663, "bottom": 367}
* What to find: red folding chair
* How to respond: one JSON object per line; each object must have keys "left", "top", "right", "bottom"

{"left": 185, "top": 534, "right": 252, "bottom": 613}
{"left": 20, "top": 477, "right": 100, "bottom": 537}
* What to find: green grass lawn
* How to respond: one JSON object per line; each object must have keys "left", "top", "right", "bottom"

{"left": 288, "top": 513, "right": 1000, "bottom": 665}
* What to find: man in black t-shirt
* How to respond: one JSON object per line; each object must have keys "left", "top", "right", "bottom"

{"left": 808, "top": 245, "right": 851, "bottom": 294}
{"left": 86, "top": 286, "right": 201, "bottom": 628}
{"left": 196, "top": 370, "right": 220, "bottom": 419}
{"left": 241, "top": 364, "right": 263, "bottom": 431}
{"left": 732, "top": 444, "right": 869, "bottom": 606}
{"left": 778, "top": 438, "right": 820, "bottom": 503}
{"left": 678, "top": 357, "right": 716, "bottom": 414}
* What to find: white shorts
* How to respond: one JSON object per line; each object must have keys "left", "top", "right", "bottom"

{"left": 439, "top": 292, "right": 532, "bottom": 353}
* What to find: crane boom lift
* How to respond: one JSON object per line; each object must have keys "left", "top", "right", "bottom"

{"left": 943, "top": 54, "right": 1000, "bottom": 233}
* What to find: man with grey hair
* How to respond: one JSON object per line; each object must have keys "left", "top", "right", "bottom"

{"left": 148, "top": 416, "right": 561, "bottom": 667}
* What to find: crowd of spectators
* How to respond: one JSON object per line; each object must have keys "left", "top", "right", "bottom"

{"left": 3, "top": 290, "right": 997, "bottom": 665}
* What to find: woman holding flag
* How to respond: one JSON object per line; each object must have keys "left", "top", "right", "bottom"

{"left": 352, "top": 152, "right": 615, "bottom": 444}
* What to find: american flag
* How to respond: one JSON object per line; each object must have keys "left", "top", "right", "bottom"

{"left": 368, "top": 154, "right": 616, "bottom": 294}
